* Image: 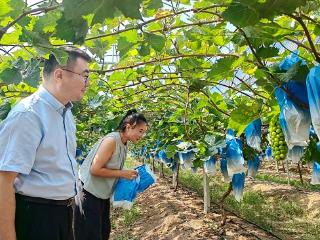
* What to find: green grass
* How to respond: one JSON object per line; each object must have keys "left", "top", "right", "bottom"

{"left": 113, "top": 233, "right": 138, "bottom": 240}
{"left": 122, "top": 206, "right": 140, "bottom": 227}
{"left": 256, "top": 173, "right": 320, "bottom": 191}
{"left": 303, "top": 223, "right": 320, "bottom": 240}
{"left": 111, "top": 205, "right": 140, "bottom": 240}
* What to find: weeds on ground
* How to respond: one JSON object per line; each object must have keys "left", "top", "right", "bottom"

{"left": 256, "top": 173, "right": 320, "bottom": 191}
{"left": 111, "top": 205, "right": 140, "bottom": 240}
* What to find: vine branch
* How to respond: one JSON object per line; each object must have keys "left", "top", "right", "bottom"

{"left": 85, "top": 4, "right": 226, "bottom": 42}
{"left": 287, "top": 14, "right": 320, "bottom": 62}
{"left": 0, "top": 4, "right": 61, "bottom": 41}
{"left": 92, "top": 53, "right": 239, "bottom": 73}
{"left": 200, "top": 90, "right": 230, "bottom": 117}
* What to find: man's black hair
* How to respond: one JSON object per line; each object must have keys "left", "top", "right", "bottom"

{"left": 43, "top": 47, "right": 91, "bottom": 77}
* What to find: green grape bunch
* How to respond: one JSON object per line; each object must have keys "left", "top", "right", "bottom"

{"left": 269, "top": 115, "right": 288, "bottom": 161}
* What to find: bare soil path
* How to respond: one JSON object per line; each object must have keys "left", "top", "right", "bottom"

{"left": 110, "top": 177, "right": 281, "bottom": 240}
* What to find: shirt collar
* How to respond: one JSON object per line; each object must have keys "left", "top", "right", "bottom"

{"left": 37, "top": 85, "right": 73, "bottom": 114}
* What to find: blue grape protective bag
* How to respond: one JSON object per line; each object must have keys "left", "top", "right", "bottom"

{"left": 307, "top": 66, "right": 320, "bottom": 140}
{"left": 204, "top": 156, "right": 216, "bottom": 175}
{"left": 178, "top": 149, "right": 195, "bottom": 170}
{"left": 112, "top": 178, "right": 139, "bottom": 209}
{"left": 279, "top": 50, "right": 303, "bottom": 71}
{"left": 275, "top": 87, "right": 311, "bottom": 149}
{"left": 135, "top": 164, "right": 157, "bottom": 193}
{"left": 265, "top": 146, "right": 272, "bottom": 161}
{"left": 247, "top": 154, "right": 261, "bottom": 178}
{"left": 112, "top": 164, "right": 156, "bottom": 209}
{"left": 311, "top": 161, "right": 320, "bottom": 185}
{"left": 178, "top": 150, "right": 195, "bottom": 164}
{"left": 245, "top": 119, "right": 262, "bottom": 151}
{"left": 286, "top": 145, "right": 304, "bottom": 163}
{"left": 154, "top": 151, "right": 160, "bottom": 162}
{"left": 232, "top": 172, "right": 245, "bottom": 202}
{"left": 226, "top": 128, "right": 235, "bottom": 141}
{"left": 158, "top": 150, "right": 174, "bottom": 167}
{"left": 220, "top": 157, "right": 229, "bottom": 182}
{"left": 279, "top": 51, "right": 309, "bottom": 105}
{"left": 226, "top": 138, "right": 245, "bottom": 177}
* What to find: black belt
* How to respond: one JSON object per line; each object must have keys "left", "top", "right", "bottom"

{"left": 16, "top": 193, "right": 74, "bottom": 206}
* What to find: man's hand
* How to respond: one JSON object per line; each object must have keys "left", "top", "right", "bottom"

{"left": 0, "top": 171, "right": 18, "bottom": 240}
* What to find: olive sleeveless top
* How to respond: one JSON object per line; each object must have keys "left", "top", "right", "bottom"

{"left": 79, "top": 132, "right": 127, "bottom": 199}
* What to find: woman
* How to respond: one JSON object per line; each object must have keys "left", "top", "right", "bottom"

{"left": 73, "top": 110, "right": 148, "bottom": 240}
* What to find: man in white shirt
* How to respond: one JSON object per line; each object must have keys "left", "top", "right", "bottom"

{"left": 0, "top": 47, "right": 91, "bottom": 240}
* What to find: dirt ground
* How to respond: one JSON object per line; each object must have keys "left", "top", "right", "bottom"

{"left": 110, "top": 177, "right": 281, "bottom": 240}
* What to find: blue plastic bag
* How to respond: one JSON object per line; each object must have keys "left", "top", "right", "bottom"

{"left": 226, "top": 138, "right": 245, "bottom": 177}
{"left": 275, "top": 51, "right": 311, "bottom": 148}
{"left": 135, "top": 164, "right": 156, "bottom": 193}
{"left": 247, "top": 154, "right": 261, "bottom": 178}
{"left": 232, "top": 172, "right": 245, "bottom": 202}
{"left": 275, "top": 87, "right": 311, "bottom": 149}
{"left": 171, "top": 160, "right": 178, "bottom": 172}
{"left": 311, "top": 161, "right": 320, "bottom": 185}
{"left": 112, "top": 164, "right": 156, "bottom": 209}
{"left": 245, "top": 119, "right": 262, "bottom": 151}
{"left": 204, "top": 156, "right": 216, "bottom": 175}
{"left": 158, "top": 150, "right": 174, "bottom": 167}
{"left": 112, "top": 177, "right": 139, "bottom": 209}
{"left": 265, "top": 146, "right": 272, "bottom": 161}
{"left": 226, "top": 128, "right": 235, "bottom": 141}
{"left": 220, "top": 157, "right": 229, "bottom": 182}
{"left": 177, "top": 149, "right": 195, "bottom": 170}
{"left": 177, "top": 150, "right": 195, "bottom": 164}
{"left": 286, "top": 145, "right": 304, "bottom": 163}
{"left": 286, "top": 80, "right": 309, "bottom": 106}
{"left": 279, "top": 50, "right": 304, "bottom": 71}
{"left": 279, "top": 50, "right": 308, "bottom": 105}
{"left": 154, "top": 151, "right": 160, "bottom": 162}
{"left": 307, "top": 66, "right": 320, "bottom": 140}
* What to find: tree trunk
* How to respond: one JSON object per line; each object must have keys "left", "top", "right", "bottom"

{"left": 297, "top": 163, "right": 304, "bottom": 184}
{"left": 220, "top": 182, "right": 233, "bottom": 226}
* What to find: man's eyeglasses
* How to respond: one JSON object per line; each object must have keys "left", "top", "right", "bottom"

{"left": 61, "top": 68, "right": 90, "bottom": 83}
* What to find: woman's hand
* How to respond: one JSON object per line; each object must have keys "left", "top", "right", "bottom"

{"left": 121, "top": 170, "right": 138, "bottom": 180}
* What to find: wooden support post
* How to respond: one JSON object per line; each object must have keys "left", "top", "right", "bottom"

{"left": 152, "top": 158, "right": 155, "bottom": 172}
{"left": 173, "top": 163, "right": 180, "bottom": 190}
{"left": 285, "top": 158, "right": 291, "bottom": 185}
{"left": 203, "top": 167, "right": 210, "bottom": 214}
{"left": 275, "top": 159, "right": 279, "bottom": 173}
{"left": 297, "top": 163, "right": 304, "bottom": 185}
{"left": 282, "top": 161, "right": 286, "bottom": 173}
{"left": 160, "top": 162, "right": 164, "bottom": 178}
